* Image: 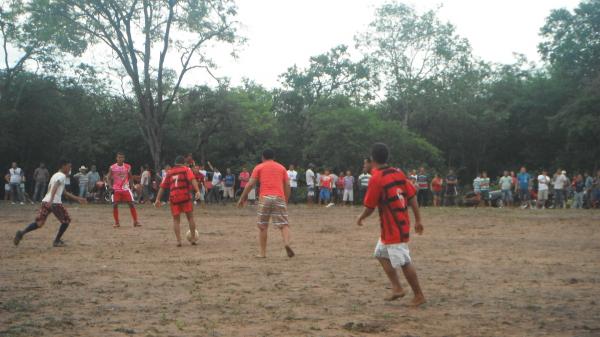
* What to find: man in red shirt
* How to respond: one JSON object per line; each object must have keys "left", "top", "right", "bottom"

{"left": 155, "top": 156, "right": 202, "bottom": 247}
{"left": 356, "top": 143, "right": 426, "bottom": 307}
{"left": 238, "top": 149, "right": 294, "bottom": 259}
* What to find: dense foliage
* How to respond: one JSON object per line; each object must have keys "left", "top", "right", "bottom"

{"left": 1, "top": 0, "right": 599, "bottom": 185}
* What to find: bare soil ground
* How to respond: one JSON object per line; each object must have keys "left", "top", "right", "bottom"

{"left": 1, "top": 202, "right": 599, "bottom": 337}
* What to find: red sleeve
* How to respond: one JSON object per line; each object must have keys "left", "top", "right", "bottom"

{"left": 363, "top": 175, "right": 381, "bottom": 209}
{"left": 404, "top": 175, "right": 417, "bottom": 199}
{"left": 251, "top": 165, "right": 261, "bottom": 180}
{"left": 185, "top": 167, "right": 195, "bottom": 181}
{"left": 160, "top": 173, "right": 171, "bottom": 189}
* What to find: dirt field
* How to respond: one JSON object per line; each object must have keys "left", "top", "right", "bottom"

{"left": 1, "top": 202, "right": 599, "bottom": 337}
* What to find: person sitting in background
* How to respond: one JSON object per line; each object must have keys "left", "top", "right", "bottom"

{"left": 572, "top": 174, "right": 585, "bottom": 209}
{"left": 499, "top": 171, "right": 513, "bottom": 207}
{"left": 33, "top": 163, "right": 50, "bottom": 202}
{"left": 430, "top": 173, "right": 443, "bottom": 207}
{"left": 536, "top": 170, "right": 550, "bottom": 209}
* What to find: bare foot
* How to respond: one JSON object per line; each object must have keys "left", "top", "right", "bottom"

{"left": 384, "top": 291, "right": 406, "bottom": 301}
{"left": 285, "top": 245, "right": 295, "bottom": 258}
{"left": 133, "top": 222, "right": 142, "bottom": 227}
{"left": 113, "top": 223, "right": 120, "bottom": 228}
{"left": 408, "top": 295, "right": 426, "bottom": 307}
{"left": 255, "top": 254, "right": 266, "bottom": 259}
{"left": 176, "top": 243, "right": 182, "bottom": 247}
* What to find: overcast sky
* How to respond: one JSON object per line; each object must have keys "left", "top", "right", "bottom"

{"left": 207, "top": 0, "right": 580, "bottom": 88}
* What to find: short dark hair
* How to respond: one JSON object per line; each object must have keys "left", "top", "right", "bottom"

{"left": 262, "top": 149, "right": 275, "bottom": 160}
{"left": 174, "top": 155, "right": 185, "bottom": 165}
{"left": 371, "top": 143, "right": 389, "bottom": 164}
{"left": 116, "top": 151, "right": 125, "bottom": 156}
{"left": 58, "top": 159, "right": 71, "bottom": 168}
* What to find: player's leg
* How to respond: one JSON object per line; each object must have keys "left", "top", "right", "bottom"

{"left": 112, "top": 191, "right": 120, "bottom": 227}
{"left": 376, "top": 257, "right": 405, "bottom": 301}
{"left": 51, "top": 204, "right": 72, "bottom": 247}
{"left": 184, "top": 211, "right": 197, "bottom": 244}
{"left": 127, "top": 192, "right": 140, "bottom": 226}
{"left": 273, "top": 197, "right": 294, "bottom": 257}
{"left": 172, "top": 213, "right": 182, "bottom": 246}
{"left": 401, "top": 263, "right": 426, "bottom": 307}
{"left": 14, "top": 204, "right": 50, "bottom": 246}
{"left": 256, "top": 197, "right": 270, "bottom": 258}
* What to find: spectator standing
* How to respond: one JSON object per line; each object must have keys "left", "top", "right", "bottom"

{"left": 592, "top": 170, "right": 600, "bottom": 208}
{"left": 305, "top": 164, "right": 316, "bottom": 205}
{"left": 140, "top": 165, "right": 152, "bottom": 203}
{"left": 416, "top": 167, "right": 429, "bottom": 207}
{"left": 536, "top": 170, "right": 550, "bottom": 209}
{"left": 480, "top": 171, "right": 490, "bottom": 207}
{"left": 319, "top": 169, "right": 333, "bottom": 206}
{"left": 430, "top": 173, "right": 443, "bottom": 207}
{"left": 8, "top": 162, "right": 25, "bottom": 204}
{"left": 335, "top": 171, "right": 345, "bottom": 204}
{"left": 358, "top": 168, "right": 371, "bottom": 204}
{"left": 287, "top": 164, "right": 298, "bottom": 205}
{"left": 207, "top": 162, "right": 223, "bottom": 204}
{"left": 499, "top": 171, "right": 513, "bottom": 207}
{"left": 223, "top": 168, "right": 236, "bottom": 203}
{"left": 343, "top": 170, "right": 354, "bottom": 205}
{"left": 584, "top": 172, "right": 593, "bottom": 208}
{"left": 239, "top": 167, "right": 250, "bottom": 197}
{"left": 572, "top": 174, "right": 585, "bottom": 209}
{"left": 552, "top": 169, "right": 567, "bottom": 209}
{"left": 473, "top": 173, "right": 482, "bottom": 206}
{"left": 74, "top": 166, "right": 89, "bottom": 198}
{"left": 444, "top": 169, "right": 458, "bottom": 206}
{"left": 32, "top": 163, "right": 50, "bottom": 202}
{"left": 516, "top": 167, "right": 532, "bottom": 209}
{"left": 88, "top": 165, "right": 101, "bottom": 191}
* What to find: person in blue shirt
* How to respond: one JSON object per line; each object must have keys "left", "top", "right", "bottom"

{"left": 516, "top": 166, "right": 532, "bottom": 209}
{"left": 223, "top": 168, "right": 236, "bottom": 203}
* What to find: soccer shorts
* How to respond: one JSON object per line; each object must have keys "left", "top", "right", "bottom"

{"left": 112, "top": 190, "right": 134, "bottom": 203}
{"left": 374, "top": 240, "right": 411, "bottom": 268}
{"left": 224, "top": 186, "right": 234, "bottom": 198}
{"left": 257, "top": 196, "right": 288, "bottom": 229}
{"left": 35, "top": 202, "right": 71, "bottom": 224}
{"left": 170, "top": 201, "right": 193, "bottom": 216}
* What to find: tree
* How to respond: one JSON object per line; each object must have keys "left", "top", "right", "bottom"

{"left": 357, "top": 2, "right": 473, "bottom": 128}
{"left": 41, "top": 0, "right": 242, "bottom": 170}
{"left": 0, "top": 0, "right": 85, "bottom": 107}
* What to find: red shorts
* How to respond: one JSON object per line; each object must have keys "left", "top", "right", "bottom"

{"left": 112, "top": 190, "right": 134, "bottom": 203}
{"left": 170, "top": 201, "right": 193, "bottom": 216}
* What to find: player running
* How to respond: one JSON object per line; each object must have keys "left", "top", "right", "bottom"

{"left": 356, "top": 143, "right": 426, "bottom": 307}
{"left": 154, "top": 156, "right": 202, "bottom": 247}
{"left": 13, "top": 159, "right": 87, "bottom": 247}
{"left": 108, "top": 152, "right": 140, "bottom": 228}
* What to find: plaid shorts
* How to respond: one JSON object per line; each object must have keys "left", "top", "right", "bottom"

{"left": 36, "top": 202, "right": 71, "bottom": 224}
{"left": 257, "top": 196, "right": 289, "bottom": 229}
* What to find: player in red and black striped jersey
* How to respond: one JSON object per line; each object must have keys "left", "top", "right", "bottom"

{"left": 154, "top": 156, "right": 202, "bottom": 247}
{"left": 356, "top": 143, "right": 426, "bottom": 307}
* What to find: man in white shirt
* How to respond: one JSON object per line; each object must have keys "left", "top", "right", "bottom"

{"left": 537, "top": 170, "right": 550, "bottom": 209}
{"left": 358, "top": 168, "right": 372, "bottom": 204}
{"left": 287, "top": 164, "right": 298, "bottom": 205}
{"left": 140, "top": 165, "right": 151, "bottom": 203}
{"left": 207, "top": 161, "right": 223, "bottom": 204}
{"left": 305, "top": 164, "right": 316, "bottom": 205}
{"left": 8, "top": 162, "right": 25, "bottom": 204}
{"left": 14, "top": 159, "right": 86, "bottom": 247}
{"left": 552, "top": 169, "right": 568, "bottom": 209}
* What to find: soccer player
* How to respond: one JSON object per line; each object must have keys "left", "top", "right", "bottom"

{"left": 237, "top": 149, "right": 295, "bottom": 259}
{"left": 356, "top": 143, "right": 426, "bottom": 307}
{"left": 155, "top": 156, "right": 202, "bottom": 247}
{"left": 108, "top": 152, "right": 140, "bottom": 228}
{"left": 13, "top": 159, "right": 87, "bottom": 247}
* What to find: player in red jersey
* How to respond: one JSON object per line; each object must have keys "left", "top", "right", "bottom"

{"left": 155, "top": 156, "right": 202, "bottom": 246}
{"left": 108, "top": 152, "right": 140, "bottom": 228}
{"left": 356, "top": 143, "right": 425, "bottom": 307}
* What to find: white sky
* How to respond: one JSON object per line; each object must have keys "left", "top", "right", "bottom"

{"left": 6, "top": 0, "right": 581, "bottom": 89}
{"left": 210, "top": 0, "right": 580, "bottom": 88}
